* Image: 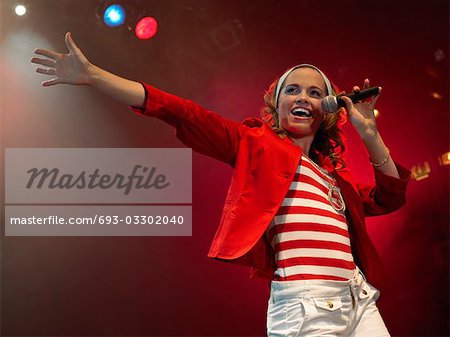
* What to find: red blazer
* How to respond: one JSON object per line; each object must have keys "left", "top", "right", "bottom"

{"left": 131, "top": 83, "right": 411, "bottom": 289}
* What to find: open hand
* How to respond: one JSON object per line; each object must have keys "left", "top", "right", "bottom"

{"left": 31, "top": 32, "right": 92, "bottom": 86}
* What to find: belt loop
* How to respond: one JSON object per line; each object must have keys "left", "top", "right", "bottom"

{"left": 356, "top": 266, "right": 367, "bottom": 282}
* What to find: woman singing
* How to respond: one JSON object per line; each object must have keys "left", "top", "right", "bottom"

{"left": 32, "top": 32, "right": 410, "bottom": 336}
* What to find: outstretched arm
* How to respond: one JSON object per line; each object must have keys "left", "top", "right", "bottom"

{"left": 31, "top": 32, "right": 246, "bottom": 166}
{"left": 31, "top": 32, "right": 145, "bottom": 108}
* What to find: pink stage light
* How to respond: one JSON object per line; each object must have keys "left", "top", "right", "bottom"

{"left": 135, "top": 16, "right": 158, "bottom": 40}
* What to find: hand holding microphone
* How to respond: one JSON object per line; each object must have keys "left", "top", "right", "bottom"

{"left": 322, "top": 85, "right": 381, "bottom": 113}
{"left": 323, "top": 78, "right": 383, "bottom": 139}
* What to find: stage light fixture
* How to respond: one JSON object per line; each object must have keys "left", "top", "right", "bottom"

{"left": 433, "top": 48, "right": 445, "bottom": 62}
{"left": 411, "top": 161, "right": 431, "bottom": 181}
{"left": 438, "top": 152, "right": 450, "bottom": 166}
{"left": 15, "top": 4, "right": 26, "bottom": 16}
{"left": 431, "top": 92, "right": 443, "bottom": 100}
{"left": 135, "top": 16, "right": 158, "bottom": 40}
{"left": 103, "top": 4, "right": 126, "bottom": 27}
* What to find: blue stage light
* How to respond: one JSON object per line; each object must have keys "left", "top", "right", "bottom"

{"left": 103, "top": 4, "right": 126, "bottom": 27}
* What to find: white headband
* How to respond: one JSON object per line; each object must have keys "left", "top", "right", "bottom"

{"left": 274, "top": 64, "right": 333, "bottom": 108}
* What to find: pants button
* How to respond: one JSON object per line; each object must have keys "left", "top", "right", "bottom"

{"left": 326, "top": 301, "right": 334, "bottom": 308}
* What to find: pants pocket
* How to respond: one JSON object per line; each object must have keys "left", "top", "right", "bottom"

{"left": 267, "top": 297, "right": 306, "bottom": 337}
{"left": 302, "top": 296, "right": 351, "bottom": 333}
{"left": 284, "top": 297, "right": 306, "bottom": 335}
{"left": 312, "top": 297, "right": 343, "bottom": 312}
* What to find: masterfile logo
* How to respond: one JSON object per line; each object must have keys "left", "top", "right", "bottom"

{"left": 26, "top": 164, "right": 170, "bottom": 195}
{"left": 5, "top": 148, "right": 191, "bottom": 203}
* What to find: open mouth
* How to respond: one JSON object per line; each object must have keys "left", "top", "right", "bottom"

{"left": 291, "top": 107, "right": 312, "bottom": 118}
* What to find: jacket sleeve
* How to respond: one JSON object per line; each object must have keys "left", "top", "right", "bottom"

{"left": 129, "top": 82, "right": 246, "bottom": 167}
{"left": 355, "top": 161, "right": 411, "bottom": 216}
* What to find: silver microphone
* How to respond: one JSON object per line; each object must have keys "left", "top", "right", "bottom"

{"left": 322, "top": 86, "right": 381, "bottom": 113}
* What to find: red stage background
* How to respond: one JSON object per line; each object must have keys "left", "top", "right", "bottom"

{"left": 1, "top": 0, "right": 448, "bottom": 336}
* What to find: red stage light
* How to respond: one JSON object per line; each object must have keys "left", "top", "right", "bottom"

{"left": 135, "top": 16, "right": 158, "bottom": 40}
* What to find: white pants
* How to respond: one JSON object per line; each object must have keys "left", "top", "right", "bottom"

{"left": 267, "top": 268, "right": 390, "bottom": 336}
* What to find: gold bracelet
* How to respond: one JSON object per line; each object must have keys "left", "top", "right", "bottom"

{"left": 370, "top": 148, "right": 390, "bottom": 167}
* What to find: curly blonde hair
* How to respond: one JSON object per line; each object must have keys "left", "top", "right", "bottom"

{"left": 260, "top": 70, "right": 348, "bottom": 169}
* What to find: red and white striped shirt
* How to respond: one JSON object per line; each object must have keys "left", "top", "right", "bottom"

{"left": 267, "top": 155, "right": 356, "bottom": 281}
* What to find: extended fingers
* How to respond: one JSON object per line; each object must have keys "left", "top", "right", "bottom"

{"left": 368, "top": 87, "right": 382, "bottom": 108}
{"left": 34, "top": 48, "right": 59, "bottom": 60}
{"left": 33, "top": 55, "right": 56, "bottom": 76}
{"left": 31, "top": 57, "right": 56, "bottom": 68}
{"left": 35, "top": 67, "right": 56, "bottom": 75}
{"left": 363, "top": 78, "right": 370, "bottom": 89}
{"left": 42, "top": 78, "right": 61, "bottom": 86}
{"left": 65, "top": 32, "right": 79, "bottom": 54}
{"left": 353, "top": 79, "right": 370, "bottom": 93}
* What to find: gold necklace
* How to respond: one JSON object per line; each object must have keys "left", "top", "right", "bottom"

{"left": 301, "top": 154, "right": 346, "bottom": 214}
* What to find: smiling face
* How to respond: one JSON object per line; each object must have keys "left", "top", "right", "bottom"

{"left": 277, "top": 67, "right": 327, "bottom": 140}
